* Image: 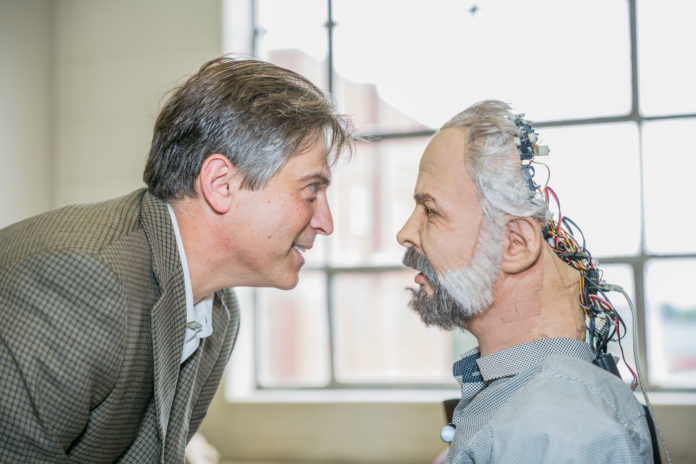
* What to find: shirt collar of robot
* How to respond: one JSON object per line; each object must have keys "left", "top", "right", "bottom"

{"left": 456, "top": 337, "right": 594, "bottom": 384}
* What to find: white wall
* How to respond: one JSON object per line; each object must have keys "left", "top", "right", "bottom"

{"left": 0, "top": 0, "right": 223, "bottom": 228}
{"left": 0, "top": 0, "right": 53, "bottom": 227}
{"left": 52, "top": 0, "right": 223, "bottom": 206}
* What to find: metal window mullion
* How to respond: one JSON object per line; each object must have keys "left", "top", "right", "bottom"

{"left": 250, "top": 0, "right": 260, "bottom": 389}
{"left": 360, "top": 113, "right": 696, "bottom": 143}
{"left": 325, "top": 269, "right": 339, "bottom": 387}
{"left": 633, "top": 258, "right": 651, "bottom": 388}
{"left": 636, "top": 119, "right": 650, "bottom": 389}
{"left": 326, "top": 0, "right": 335, "bottom": 94}
{"left": 325, "top": 0, "right": 338, "bottom": 387}
{"left": 629, "top": 0, "right": 652, "bottom": 388}
{"left": 250, "top": 0, "right": 259, "bottom": 58}
{"left": 251, "top": 284, "right": 263, "bottom": 389}
{"left": 629, "top": 0, "right": 640, "bottom": 120}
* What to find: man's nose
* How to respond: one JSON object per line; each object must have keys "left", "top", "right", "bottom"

{"left": 396, "top": 210, "right": 419, "bottom": 249}
{"left": 311, "top": 193, "right": 334, "bottom": 236}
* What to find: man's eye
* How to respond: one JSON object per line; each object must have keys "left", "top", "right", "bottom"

{"left": 425, "top": 207, "right": 438, "bottom": 216}
{"left": 305, "top": 184, "right": 319, "bottom": 200}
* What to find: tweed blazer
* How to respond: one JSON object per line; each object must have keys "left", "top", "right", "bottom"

{"left": 0, "top": 189, "right": 240, "bottom": 463}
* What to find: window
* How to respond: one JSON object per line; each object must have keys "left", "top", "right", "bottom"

{"left": 225, "top": 0, "right": 696, "bottom": 393}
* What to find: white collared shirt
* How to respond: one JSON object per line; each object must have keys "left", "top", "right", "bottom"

{"left": 166, "top": 203, "right": 213, "bottom": 363}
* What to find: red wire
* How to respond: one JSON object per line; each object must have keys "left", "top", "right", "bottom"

{"left": 589, "top": 295, "right": 613, "bottom": 312}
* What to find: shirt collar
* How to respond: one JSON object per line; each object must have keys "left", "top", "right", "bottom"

{"left": 166, "top": 203, "right": 213, "bottom": 339}
{"left": 477, "top": 338, "right": 594, "bottom": 382}
{"left": 454, "top": 338, "right": 594, "bottom": 384}
{"left": 453, "top": 350, "right": 482, "bottom": 383}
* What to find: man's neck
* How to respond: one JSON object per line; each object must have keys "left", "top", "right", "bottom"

{"left": 469, "top": 245, "right": 585, "bottom": 357}
{"left": 169, "top": 198, "right": 221, "bottom": 304}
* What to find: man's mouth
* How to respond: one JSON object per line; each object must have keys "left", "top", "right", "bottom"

{"left": 405, "top": 264, "right": 424, "bottom": 278}
{"left": 411, "top": 270, "right": 436, "bottom": 296}
{"left": 293, "top": 245, "right": 309, "bottom": 256}
{"left": 403, "top": 262, "right": 426, "bottom": 285}
{"left": 402, "top": 247, "right": 437, "bottom": 296}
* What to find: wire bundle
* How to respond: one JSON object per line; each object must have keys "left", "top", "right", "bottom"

{"left": 542, "top": 185, "right": 638, "bottom": 389}
{"left": 515, "top": 116, "right": 671, "bottom": 462}
{"left": 514, "top": 116, "right": 637, "bottom": 388}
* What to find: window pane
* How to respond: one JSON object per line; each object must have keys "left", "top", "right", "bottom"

{"left": 541, "top": 122, "right": 641, "bottom": 257}
{"left": 638, "top": 0, "right": 696, "bottom": 116}
{"left": 333, "top": 0, "right": 630, "bottom": 133}
{"left": 643, "top": 118, "right": 696, "bottom": 254}
{"left": 645, "top": 259, "right": 696, "bottom": 388}
{"left": 257, "top": 272, "right": 330, "bottom": 387}
{"left": 330, "top": 137, "right": 427, "bottom": 266}
{"left": 333, "top": 271, "right": 461, "bottom": 384}
{"left": 331, "top": 69, "right": 431, "bottom": 135}
{"left": 600, "top": 264, "right": 638, "bottom": 384}
{"left": 256, "top": 0, "right": 329, "bottom": 91}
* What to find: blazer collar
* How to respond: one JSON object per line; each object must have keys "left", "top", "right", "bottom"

{"left": 140, "top": 189, "right": 187, "bottom": 447}
{"left": 140, "top": 189, "right": 181, "bottom": 290}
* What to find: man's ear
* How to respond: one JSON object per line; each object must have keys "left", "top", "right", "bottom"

{"left": 501, "top": 216, "right": 543, "bottom": 274}
{"left": 198, "top": 154, "right": 236, "bottom": 214}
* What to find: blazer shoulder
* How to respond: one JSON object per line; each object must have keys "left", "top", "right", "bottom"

{"left": 0, "top": 248, "right": 129, "bottom": 406}
{"left": 0, "top": 189, "right": 147, "bottom": 269}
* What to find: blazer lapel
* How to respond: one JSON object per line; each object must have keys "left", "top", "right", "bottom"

{"left": 195, "top": 290, "right": 230, "bottom": 382}
{"left": 139, "top": 190, "right": 186, "bottom": 449}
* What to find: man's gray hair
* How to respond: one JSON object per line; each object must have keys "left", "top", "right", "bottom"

{"left": 441, "top": 100, "right": 549, "bottom": 223}
{"left": 144, "top": 56, "right": 353, "bottom": 200}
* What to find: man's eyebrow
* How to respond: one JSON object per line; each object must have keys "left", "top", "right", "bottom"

{"left": 414, "top": 192, "right": 435, "bottom": 203}
{"left": 299, "top": 173, "right": 331, "bottom": 186}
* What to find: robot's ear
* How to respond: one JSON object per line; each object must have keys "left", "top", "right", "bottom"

{"left": 500, "top": 216, "right": 542, "bottom": 274}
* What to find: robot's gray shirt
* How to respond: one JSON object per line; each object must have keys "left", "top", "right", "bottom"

{"left": 445, "top": 338, "right": 653, "bottom": 464}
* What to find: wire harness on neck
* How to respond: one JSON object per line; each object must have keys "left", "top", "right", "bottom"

{"left": 512, "top": 113, "right": 670, "bottom": 463}
{"left": 512, "top": 114, "right": 636, "bottom": 387}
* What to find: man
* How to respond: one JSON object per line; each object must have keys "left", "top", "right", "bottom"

{"left": 0, "top": 57, "right": 352, "bottom": 463}
{"left": 397, "top": 100, "right": 653, "bottom": 463}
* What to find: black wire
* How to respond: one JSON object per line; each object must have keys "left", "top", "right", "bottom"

{"left": 561, "top": 216, "right": 587, "bottom": 250}
{"left": 584, "top": 276, "right": 616, "bottom": 308}
{"left": 587, "top": 311, "right": 596, "bottom": 346}
{"left": 580, "top": 275, "right": 620, "bottom": 354}
{"left": 615, "top": 311, "right": 628, "bottom": 341}
{"left": 595, "top": 314, "right": 613, "bottom": 353}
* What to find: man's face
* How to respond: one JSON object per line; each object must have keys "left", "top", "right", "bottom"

{"left": 398, "top": 128, "right": 485, "bottom": 283}
{"left": 397, "top": 128, "right": 505, "bottom": 328}
{"left": 230, "top": 140, "right": 333, "bottom": 290}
